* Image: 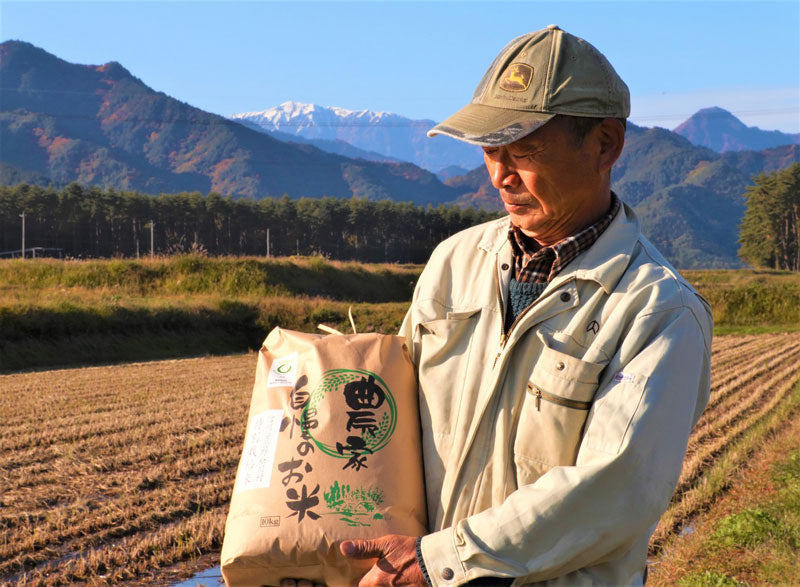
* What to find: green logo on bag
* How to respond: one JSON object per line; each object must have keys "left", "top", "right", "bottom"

{"left": 303, "top": 369, "right": 397, "bottom": 471}
{"left": 324, "top": 480, "right": 385, "bottom": 526}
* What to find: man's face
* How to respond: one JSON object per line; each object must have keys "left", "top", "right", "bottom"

{"left": 482, "top": 118, "right": 604, "bottom": 244}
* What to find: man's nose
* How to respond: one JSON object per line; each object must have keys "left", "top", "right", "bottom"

{"left": 489, "top": 156, "right": 520, "bottom": 190}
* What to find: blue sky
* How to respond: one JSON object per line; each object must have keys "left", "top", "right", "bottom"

{"left": 2, "top": 0, "right": 799, "bottom": 132}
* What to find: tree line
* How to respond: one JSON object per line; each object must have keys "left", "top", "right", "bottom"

{"left": 0, "top": 183, "right": 501, "bottom": 263}
{"left": 739, "top": 163, "right": 800, "bottom": 271}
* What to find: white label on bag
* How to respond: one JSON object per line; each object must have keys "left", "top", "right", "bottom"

{"left": 267, "top": 353, "right": 298, "bottom": 388}
{"left": 236, "top": 409, "right": 284, "bottom": 493}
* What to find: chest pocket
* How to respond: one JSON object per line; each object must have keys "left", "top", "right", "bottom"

{"left": 417, "top": 308, "right": 481, "bottom": 441}
{"left": 513, "top": 333, "right": 606, "bottom": 486}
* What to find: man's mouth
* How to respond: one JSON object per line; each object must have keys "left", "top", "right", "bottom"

{"left": 500, "top": 190, "right": 535, "bottom": 206}
{"left": 501, "top": 194, "right": 535, "bottom": 212}
{"left": 503, "top": 201, "right": 528, "bottom": 213}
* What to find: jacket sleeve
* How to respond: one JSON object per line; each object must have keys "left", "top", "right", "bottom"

{"left": 417, "top": 303, "right": 712, "bottom": 585}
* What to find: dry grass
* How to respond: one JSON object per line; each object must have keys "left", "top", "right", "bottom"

{"left": 0, "top": 354, "right": 255, "bottom": 585}
{"left": 647, "top": 389, "right": 800, "bottom": 586}
{"left": 650, "top": 332, "right": 800, "bottom": 553}
{"left": 2, "top": 333, "right": 800, "bottom": 585}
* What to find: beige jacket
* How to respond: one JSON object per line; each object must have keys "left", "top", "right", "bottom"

{"left": 399, "top": 203, "right": 712, "bottom": 586}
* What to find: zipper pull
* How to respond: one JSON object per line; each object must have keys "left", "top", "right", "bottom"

{"left": 493, "top": 334, "right": 507, "bottom": 368}
{"left": 535, "top": 387, "right": 542, "bottom": 411}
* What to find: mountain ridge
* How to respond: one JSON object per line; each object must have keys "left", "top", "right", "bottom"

{"left": 3, "top": 40, "right": 800, "bottom": 268}
{"left": 0, "top": 40, "right": 463, "bottom": 205}
{"left": 674, "top": 106, "right": 800, "bottom": 152}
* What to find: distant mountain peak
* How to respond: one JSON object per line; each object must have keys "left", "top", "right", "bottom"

{"left": 0, "top": 39, "right": 45, "bottom": 56}
{"left": 230, "top": 102, "right": 482, "bottom": 172}
{"left": 674, "top": 106, "right": 799, "bottom": 152}
{"left": 681, "top": 107, "right": 747, "bottom": 129}
{"left": 94, "top": 60, "right": 133, "bottom": 80}
{"left": 1, "top": 39, "right": 67, "bottom": 68}
{"left": 274, "top": 101, "right": 390, "bottom": 118}
{"left": 695, "top": 106, "right": 735, "bottom": 115}
{"left": 231, "top": 101, "right": 399, "bottom": 127}
{"left": 0, "top": 40, "right": 141, "bottom": 89}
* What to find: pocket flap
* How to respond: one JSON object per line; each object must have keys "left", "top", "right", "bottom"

{"left": 419, "top": 308, "right": 481, "bottom": 337}
{"left": 530, "top": 330, "right": 606, "bottom": 403}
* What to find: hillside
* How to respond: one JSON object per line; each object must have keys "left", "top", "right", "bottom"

{"left": 0, "top": 41, "right": 462, "bottom": 205}
{"left": 235, "top": 118, "right": 402, "bottom": 164}
{"left": 674, "top": 107, "right": 800, "bottom": 152}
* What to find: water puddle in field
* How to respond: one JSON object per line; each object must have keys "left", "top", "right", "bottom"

{"left": 171, "top": 565, "right": 223, "bottom": 586}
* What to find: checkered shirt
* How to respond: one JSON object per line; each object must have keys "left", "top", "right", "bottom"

{"left": 509, "top": 193, "right": 621, "bottom": 284}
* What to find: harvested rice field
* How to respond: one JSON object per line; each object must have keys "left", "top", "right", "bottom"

{"left": 2, "top": 333, "right": 800, "bottom": 585}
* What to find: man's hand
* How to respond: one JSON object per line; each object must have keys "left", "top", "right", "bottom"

{"left": 341, "top": 534, "right": 426, "bottom": 586}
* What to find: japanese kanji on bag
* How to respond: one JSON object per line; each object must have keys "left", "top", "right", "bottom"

{"left": 221, "top": 326, "right": 427, "bottom": 587}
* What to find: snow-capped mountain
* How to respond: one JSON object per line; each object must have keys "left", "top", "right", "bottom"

{"left": 230, "top": 101, "right": 484, "bottom": 174}
{"left": 232, "top": 102, "right": 401, "bottom": 140}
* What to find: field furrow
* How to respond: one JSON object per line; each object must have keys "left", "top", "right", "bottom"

{"left": 2, "top": 333, "right": 799, "bottom": 586}
{"left": 672, "top": 359, "right": 800, "bottom": 498}
{"left": 708, "top": 334, "right": 781, "bottom": 372}
{"left": 0, "top": 475, "right": 233, "bottom": 577}
{"left": 687, "top": 342, "right": 800, "bottom": 449}
{"left": 0, "top": 440, "right": 241, "bottom": 536}
{"left": 14, "top": 508, "right": 228, "bottom": 586}
{"left": 701, "top": 338, "right": 800, "bottom": 413}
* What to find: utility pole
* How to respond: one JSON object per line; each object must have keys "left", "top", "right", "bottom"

{"left": 147, "top": 221, "right": 155, "bottom": 258}
{"left": 19, "top": 212, "right": 25, "bottom": 259}
{"left": 266, "top": 228, "right": 270, "bottom": 258}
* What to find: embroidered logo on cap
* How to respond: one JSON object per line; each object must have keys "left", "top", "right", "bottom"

{"left": 499, "top": 63, "right": 533, "bottom": 92}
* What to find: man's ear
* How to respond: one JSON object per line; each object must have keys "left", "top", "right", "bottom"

{"left": 595, "top": 118, "right": 625, "bottom": 174}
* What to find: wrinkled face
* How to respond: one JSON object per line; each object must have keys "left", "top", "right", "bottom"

{"left": 482, "top": 118, "right": 605, "bottom": 244}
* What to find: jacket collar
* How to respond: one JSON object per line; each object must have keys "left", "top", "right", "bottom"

{"left": 477, "top": 202, "right": 641, "bottom": 295}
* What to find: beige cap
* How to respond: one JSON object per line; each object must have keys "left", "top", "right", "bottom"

{"left": 428, "top": 25, "right": 630, "bottom": 146}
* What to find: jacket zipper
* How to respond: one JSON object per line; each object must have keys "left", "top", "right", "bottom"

{"left": 527, "top": 383, "right": 592, "bottom": 411}
{"left": 493, "top": 267, "right": 507, "bottom": 367}
{"left": 493, "top": 265, "right": 567, "bottom": 367}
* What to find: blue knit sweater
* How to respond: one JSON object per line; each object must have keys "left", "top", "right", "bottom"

{"left": 507, "top": 278, "right": 548, "bottom": 328}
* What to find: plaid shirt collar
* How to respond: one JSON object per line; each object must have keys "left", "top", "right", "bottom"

{"left": 509, "top": 193, "right": 621, "bottom": 284}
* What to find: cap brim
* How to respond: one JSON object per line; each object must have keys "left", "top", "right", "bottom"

{"left": 428, "top": 103, "right": 555, "bottom": 146}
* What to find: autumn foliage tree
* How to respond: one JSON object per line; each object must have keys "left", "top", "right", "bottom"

{"left": 738, "top": 163, "right": 800, "bottom": 271}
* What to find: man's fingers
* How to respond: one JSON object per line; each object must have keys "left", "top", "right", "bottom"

{"left": 340, "top": 538, "right": 384, "bottom": 559}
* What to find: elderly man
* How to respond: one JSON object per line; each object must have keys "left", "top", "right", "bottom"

{"left": 332, "top": 25, "right": 713, "bottom": 586}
